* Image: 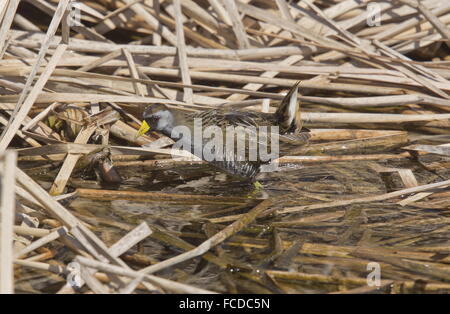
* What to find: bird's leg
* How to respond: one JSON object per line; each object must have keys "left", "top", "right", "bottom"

{"left": 254, "top": 181, "right": 263, "bottom": 190}
{"left": 246, "top": 180, "right": 265, "bottom": 199}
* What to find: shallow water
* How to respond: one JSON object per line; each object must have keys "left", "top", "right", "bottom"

{"left": 17, "top": 153, "right": 450, "bottom": 293}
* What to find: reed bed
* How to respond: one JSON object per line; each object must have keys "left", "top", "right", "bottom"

{"left": 0, "top": 0, "right": 450, "bottom": 294}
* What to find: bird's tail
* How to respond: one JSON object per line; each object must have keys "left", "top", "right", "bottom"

{"left": 275, "top": 81, "right": 304, "bottom": 133}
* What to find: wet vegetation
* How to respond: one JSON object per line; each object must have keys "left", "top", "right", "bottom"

{"left": 1, "top": 0, "right": 450, "bottom": 294}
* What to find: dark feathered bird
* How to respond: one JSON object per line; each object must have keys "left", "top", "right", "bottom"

{"left": 136, "top": 82, "right": 310, "bottom": 182}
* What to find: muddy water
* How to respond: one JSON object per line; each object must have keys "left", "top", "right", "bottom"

{"left": 17, "top": 154, "right": 450, "bottom": 293}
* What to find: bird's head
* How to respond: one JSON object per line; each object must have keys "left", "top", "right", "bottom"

{"left": 135, "top": 104, "right": 174, "bottom": 138}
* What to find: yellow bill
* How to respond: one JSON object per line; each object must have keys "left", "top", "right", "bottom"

{"left": 135, "top": 120, "right": 150, "bottom": 139}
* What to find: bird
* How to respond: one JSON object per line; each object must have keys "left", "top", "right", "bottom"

{"left": 135, "top": 82, "right": 310, "bottom": 185}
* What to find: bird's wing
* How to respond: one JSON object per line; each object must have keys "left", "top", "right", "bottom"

{"left": 186, "top": 110, "right": 263, "bottom": 180}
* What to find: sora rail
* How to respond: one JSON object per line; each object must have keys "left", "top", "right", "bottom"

{"left": 135, "top": 82, "right": 310, "bottom": 183}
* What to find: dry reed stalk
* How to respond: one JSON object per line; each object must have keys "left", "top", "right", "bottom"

{"left": 0, "top": 44, "right": 68, "bottom": 151}
{"left": 75, "top": 255, "right": 216, "bottom": 294}
{"left": 14, "top": 227, "right": 68, "bottom": 259}
{"left": 76, "top": 188, "right": 251, "bottom": 205}
{"left": 2, "top": 0, "right": 450, "bottom": 294}
{"left": 173, "top": 0, "right": 193, "bottom": 103}
{"left": 140, "top": 199, "right": 271, "bottom": 275}
{"left": 49, "top": 124, "right": 97, "bottom": 195}
{"left": 0, "top": 0, "right": 20, "bottom": 54}
{"left": 0, "top": 151, "right": 17, "bottom": 293}
{"left": 121, "top": 48, "right": 147, "bottom": 97}
{"left": 278, "top": 178, "right": 450, "bottom": 215}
